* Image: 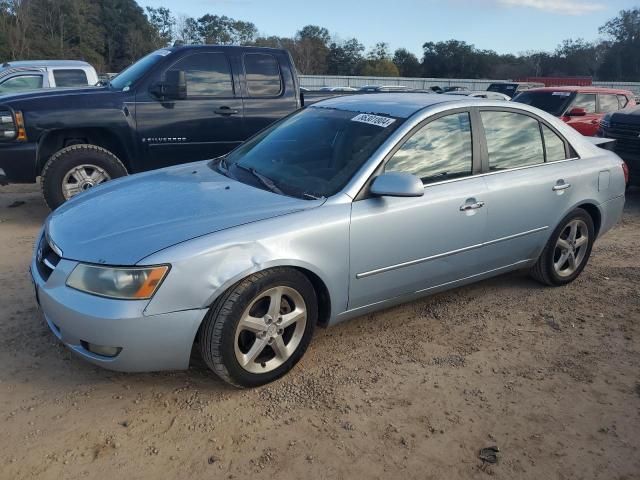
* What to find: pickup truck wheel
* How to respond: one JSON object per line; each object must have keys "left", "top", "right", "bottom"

{"left": 41, "top": 144, "right": 127, "bottom": 209}
{"left": 530, "top": 208, "right": 595, "bottom": 286}
{"left": 199, "top": 268, "right": 317, "bottom": 388}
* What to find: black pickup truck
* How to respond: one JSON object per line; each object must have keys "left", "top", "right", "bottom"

{"left": 0, "top": 45, "right": 302, "bottom": 208}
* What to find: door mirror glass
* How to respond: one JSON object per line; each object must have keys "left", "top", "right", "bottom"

{"left": 566, "top": 107, "right": 587, "bottom": 117}
{"left": 150, "top": 70, "right": 187, "bottom": 101}
{"left": 370, "top": 172, "right": 424, "bottom": 198}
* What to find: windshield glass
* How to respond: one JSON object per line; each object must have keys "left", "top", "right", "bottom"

{"left": 512, "top": 91, "right": 574, "bottom": 116}
{"left": 220, "top": 106, "right": 404, "bottom": 198}
{"left": 109, "top": 49, "right": 171, "bottom": 91}
{"left": 487, "top": 83, "right": 518, "bottom": 96}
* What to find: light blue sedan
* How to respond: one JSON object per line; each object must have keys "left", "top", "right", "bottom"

{"left": 31, "top": 94, "right": 626, "bottom": 387}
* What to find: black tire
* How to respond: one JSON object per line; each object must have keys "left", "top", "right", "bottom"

{"left": 199, "top": 268, "right": 317, "bottom": 388}
{"left": 530, "top": 208, "right": 595, "bottom": 286}
{"left": 40, "top": 144, "right": 128, "bottom": 210}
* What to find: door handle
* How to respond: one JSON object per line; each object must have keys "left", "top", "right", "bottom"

{"left": 552, "top": 183, "right": 571, "bottom": 191}
{"left": 214, "top": 107, "right": 239, "bottom": 116}
{"left": 459, "top": 201, "right": 485, "bottom": 211}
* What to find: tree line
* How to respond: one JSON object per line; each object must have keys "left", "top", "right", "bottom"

{"left": 1, "top": 1, "right": 640, "bottom": 81}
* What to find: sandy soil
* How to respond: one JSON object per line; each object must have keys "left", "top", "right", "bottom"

{"left": 0, "top": 184, "right": 639, "bottom": 480}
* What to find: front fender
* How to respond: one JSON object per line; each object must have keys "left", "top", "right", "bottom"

{"left": 141, "top": 203, "right": 352, "bottom": 323}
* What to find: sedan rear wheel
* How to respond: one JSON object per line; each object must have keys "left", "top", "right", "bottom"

{"left": 199, "top": 268, "right": 317, "bottom": 388}
{"left": 530, "top": 208, "right": 595, "bottom": 286}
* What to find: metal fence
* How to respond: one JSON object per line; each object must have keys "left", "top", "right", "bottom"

{"left": 299, "top": 75, "right": 640, "bottom": 94}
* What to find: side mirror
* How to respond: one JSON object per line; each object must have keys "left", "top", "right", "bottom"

{"left": 370, "top": 172, "right": 424, "bottom": 198}
{"left": 566, "top": 107, "right": 587, "bottom": 117}
{"left": 150, "top": 70, "right": 187, "bottom": 101}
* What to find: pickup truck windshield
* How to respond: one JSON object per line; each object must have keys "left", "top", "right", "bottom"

{"left": 512, "top": 91, "right": 574, "bottom": 116}
{"left": 220, "top": 107, "right": 404, "bottom": 199}
{"left": 110, "top": 49, "right": 170, "bottom": 91}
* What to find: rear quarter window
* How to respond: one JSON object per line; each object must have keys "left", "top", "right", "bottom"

{"left": 53, "top": 69, "right": 88, "bottom": 87}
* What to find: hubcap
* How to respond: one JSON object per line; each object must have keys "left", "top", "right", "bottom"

{"left": 553, "top": 219, "right": 589, "bottom": 278}
{"left": 61, "top": 164, "right": 111, "bottom": 200}
{"left": 234, "top": 286, "right": 307, "bottom": 374}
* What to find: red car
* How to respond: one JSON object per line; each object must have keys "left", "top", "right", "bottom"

{"left": 512, "top": 86, "right": 636, "bottom": 136}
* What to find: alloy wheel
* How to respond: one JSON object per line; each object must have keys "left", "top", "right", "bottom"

{"left": 234, "top": 286, "right": 307, "bottom": 374}
{"left": 61, "top": 164, "right": 111, "bottom": 199}
{"left": 553, "top": 219, "right": 589, "bottom": 278}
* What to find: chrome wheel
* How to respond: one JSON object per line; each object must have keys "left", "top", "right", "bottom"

{"left": 61, "top": 164, "right": 111, "bottom": 200}
{"left": 553, "top": 219, "right": 589, "bottom": 278}
{"left": 234, "top": 286, "right": 307, "bottom": 374}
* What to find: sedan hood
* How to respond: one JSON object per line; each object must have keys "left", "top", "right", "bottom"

{"left": 46, "top": 162, "right": 323, "bottom": 265}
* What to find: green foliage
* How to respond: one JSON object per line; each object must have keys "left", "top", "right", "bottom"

{"left": 0, "top": 3, "right": 639, "bottom": 81}
{"left": 393, "top": 48, "right": 420, "bottom": 77}
{"left": 327, "top": 38, "right": 364, "bottom": 75}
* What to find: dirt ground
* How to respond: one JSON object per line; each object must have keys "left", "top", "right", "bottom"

{"left": 0, "top": 183, "right": 639, "bottom": 480}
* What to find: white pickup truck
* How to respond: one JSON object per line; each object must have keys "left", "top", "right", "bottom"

{"left": 0, "top": 60, "right": 98, "bottom": 95}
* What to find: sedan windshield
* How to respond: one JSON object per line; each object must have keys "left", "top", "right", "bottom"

{"left": 512, "top": 91, "right": 574, "bottom": 116}
{"left": 219, "top": 107, "right": 404, "bottom": 198}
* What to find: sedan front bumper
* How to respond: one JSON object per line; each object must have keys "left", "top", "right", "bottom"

{"left": 31, "top": 255, "right": 208, "bottom": 372}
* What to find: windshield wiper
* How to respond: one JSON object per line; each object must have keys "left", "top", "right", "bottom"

{"left": 235, "top": 164, "right": 284, "bottom": 195}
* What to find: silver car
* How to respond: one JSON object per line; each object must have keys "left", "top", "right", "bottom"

{"left": 31, "top": 94, "right": 626, "bottom": 387}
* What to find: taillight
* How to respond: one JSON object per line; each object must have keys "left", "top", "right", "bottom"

{"left": 622, "top": 161, "right": 629, "bottom": 185}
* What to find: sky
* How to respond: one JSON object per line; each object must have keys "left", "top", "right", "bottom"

{"left": 138, "top": 0, "right": 638, "bottom": 57}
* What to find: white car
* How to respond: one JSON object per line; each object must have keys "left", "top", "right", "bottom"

{"left": 445, "top": 90, "right": 511, "bottom": 101}
{"left": 0, "top": 61, "right": 98, "bottom": 95}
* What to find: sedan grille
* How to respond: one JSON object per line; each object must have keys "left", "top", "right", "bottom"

{"left": 36, "top": 234, "right": 61, "bottom": 281}
{"left": 0, "top": 109, "right": 16, "bottom": 140}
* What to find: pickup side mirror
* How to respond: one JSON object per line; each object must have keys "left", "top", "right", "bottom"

{"left": 370, "top": 172, "right": 424, "bottom": 198}
{"left": 150, "top": 70, "right": 187, "bottom": 101}
{"left": 566, "top": 107, "right": 587, "bottom": 117}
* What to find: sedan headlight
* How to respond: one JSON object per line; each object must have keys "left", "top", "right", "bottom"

{"left": 66, "top": 264, "right": 169, "bottom": 300}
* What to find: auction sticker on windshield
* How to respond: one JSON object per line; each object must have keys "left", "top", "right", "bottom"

{"left": 552, "top": 92, "right": 572, "bottom": 96}
{"left": 351, "top": 113, "right": 396, "bottom": 128}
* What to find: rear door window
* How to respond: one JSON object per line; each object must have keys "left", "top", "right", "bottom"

{"left": 481, "top": 111, "right": 544, "bottom": 170}
{"left": 53, "top": 69, "right": 88, "bottom": 87}
{"left": 244, "top": 53, "right": 282, "bottom": 97}
{"left": 573, "top": 93, "right": 596, "bottom": 113}
{"left": 599, "top": 94, "right": 620, "bottom": 113}
{"left": 617, "top": 94, "right": 629, "bottom": 109}
{"left": 542, "top": 125, "right": 567, "bottom": 162}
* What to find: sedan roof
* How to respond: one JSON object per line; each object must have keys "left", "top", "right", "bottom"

{"left": 313, "top": 93, "right": 460, "bottom": 118}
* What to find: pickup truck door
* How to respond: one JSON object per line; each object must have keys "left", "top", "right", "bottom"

{"left": 238, "top": 51, "right": 300, "bottom": 138}
{"left": 135, "top": 51, "right": 245, "bottom": 171}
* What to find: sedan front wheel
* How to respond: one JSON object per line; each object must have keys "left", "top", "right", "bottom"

{"left": 199, "top": 268, "right": 317, "bottom": 387}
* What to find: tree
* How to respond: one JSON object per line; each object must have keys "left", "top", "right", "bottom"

{"left": 327, "top": 38, "right": 364, "bottom": 75}
{"left": 175, "top": 15, "right": 201, "bottom": 45}
{"left": 290, "top": 25, "right": 330, "bottom": 74}
{"left": 393, "top": 48, "right": 420, "bottom": 77}
{"left": 598, "top": 8, "right": 640, "bottom": 80}
{"left": 297, "top": 25, "right": 330, "bottom": 45}
{"left": 196, "top": 14, "right": 256, "bottom": 45}
{"left": 146, "top": 6, "right": 174, "bottom": 47}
